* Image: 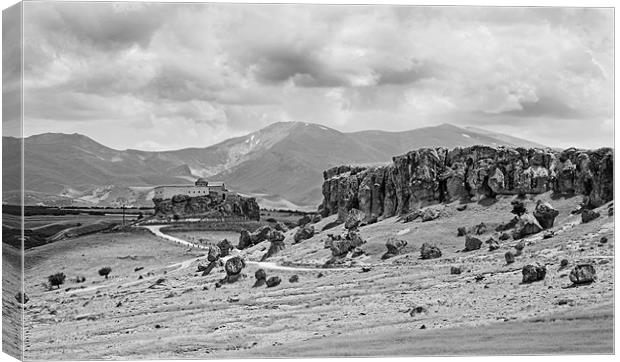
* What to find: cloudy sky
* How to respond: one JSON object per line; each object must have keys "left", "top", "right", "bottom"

{"left": 6, "top": 2, "right": 614, "bottom": 150}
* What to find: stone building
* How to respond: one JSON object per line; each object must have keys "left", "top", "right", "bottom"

{"left": 153, "top": 178, "right": 229, "bottom": 200}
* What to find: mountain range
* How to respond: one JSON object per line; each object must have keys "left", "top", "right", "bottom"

{"left": 2, "top": 122, "right": 547, "bottom": 209}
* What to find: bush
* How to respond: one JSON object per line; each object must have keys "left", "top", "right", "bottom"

{"left": 511, "top": 200, "right": 527, "bottom": 218}
{"left": 48, "top": 272, "right": 66, "bottom": 289}
{"left": 98, "top": 267, "right": 112, "bottom": 279}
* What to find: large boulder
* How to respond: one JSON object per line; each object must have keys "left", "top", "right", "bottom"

{"left": 253, "top": 269, "right": 267, "bottom": 288}
{"left": 522, "top": 264, "right": 546, "bottom": 283}
{"left": 225, "top": 256, "right": 245, "bottom": 276}
{"left": 512, "top": 213, "right": 542, "bottom": 239}
{"left": 261, "top": 237, "right": 285, "bottom": 261}
{"left": 238, "top": 230, "right": 252, "bottom": 249}
{"left": 294, "top": 225, "right": 315, "bottom": 243}
{"left": 206, "top": 245, "right": 221, "bottom": 263}
{"left": 464, "top": 235, "right": 483, "bottom": 251}
{"left": 344, "top": 209, "right": 366, "bottom": 230}
{"left": 420, "top": 243, "right": 442, "bottom": 259}
{"left": 569, "top": 264, "right": 596, "bottom": 285}
{"left": 581, "top": 210, "right": 601, "bottom": 223}
{"left": 382, "top": 238, "right": 408, "bottom": 259}
{"left": 533, "top": 202, "right": 559, "bottom": 229}
{"left": 217, "top": 239, "right": 233, "bottom": 257}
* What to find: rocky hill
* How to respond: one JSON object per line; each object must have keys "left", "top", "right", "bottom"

{"left": 319, "top": 146, "right": 613, "bottom": 221}
{"left": 153, "top": 193, "right": 260, "bottom": 221}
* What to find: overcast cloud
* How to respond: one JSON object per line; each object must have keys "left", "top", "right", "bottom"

{"left": 8, "top": 3, "right": 613, "bottom": 150}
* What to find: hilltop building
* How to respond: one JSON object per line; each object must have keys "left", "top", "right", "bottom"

{"left": 153, "top": 178, "right": 229, "bottom": 200}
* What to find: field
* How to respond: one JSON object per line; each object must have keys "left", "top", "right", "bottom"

{"left": 14, "top": 192, "right": 615, "bottom": 359}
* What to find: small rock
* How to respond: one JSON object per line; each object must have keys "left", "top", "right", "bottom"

{"left": 14, "top": 292, "right": 28, "bottom": 304}
{"left": 253, "top": 269, "right": 267, "bottom": 288}
{"left": 475, "top": 274, "right": 484, "bottom": 282}
{"left": 456, "top": 204, "right": 467, "bottom": 211}
{"left": 228, "top": 296, "right": 240, "bottom": 303}
{"left": 522, "top": 264, "right": 546, "bottom": 283}
{"left": 288, "top": 275, "right": 299, "bottom": 283}
{"left": 317, "top": 273, "right": 324, "bottom": 278}
{"left": 581, "top": 209, "right": 601, "bottom": 223}
{"left": 266, "top": 276, "right": 281, "bottom": 288}
{"left": 457, "top": 227, "right": 467, "bottom": 237}
{"left": 559, "top": 259, "right": 569, "bottom": 270}
{"left": 557, "top": 298, "right": 574, "bottom": 306}
{"left": 225, "top": 256, "right": 246, "bottom": 276}
{"left": 543, "top": 230, "right": 555, "bottom": 239}
{"left": 420, "top": 325, "right": 427, "bottom": 330}
{"left": 450, "top": 266, "right": 462, "bottom": 275}
{"left": 499, "top": 232, "right": 511, "bottom": 241}
{"left": 360, "top": 267, "right": 371, "bottom": 273}
{"left": 505, "top": 251, "right": 515, "bottom": 264}
{"left": 486, "top": 237, "right": 500, "bottom": 251}
{"left": 382, "top": 238, "right": 408, "bottom": 259}
{"left": 464, "top": 235, "right": 483, "bottom": 252}
{"left": 472, "top": 222, "right": 487, "bottom": 235}
{"left": 600, "top": 236, "right": 608, "bottom": 244}
{"left": 533, "top": 202, "right": 560, "bottom": 229}
{"left": 569, "top": 264, "right": 596, "bottom": 285}
{"left": 420, "top": 243, "right": 442, "bottom": 259}
{"left": 409, "top": 306, "right": 427, "bottom": 316}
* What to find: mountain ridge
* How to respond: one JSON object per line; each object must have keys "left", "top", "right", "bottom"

{"left": 3, "top": 122, "right": 550, "bottom": 209}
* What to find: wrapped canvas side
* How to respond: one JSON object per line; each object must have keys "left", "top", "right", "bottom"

{"left": 2, "top": 2, "right": 24, "bottom": 361}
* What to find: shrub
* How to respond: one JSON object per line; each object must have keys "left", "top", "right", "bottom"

{"left": 98, "top": 267, "right": 112, "bottom": 279}
{"left": 48, "top": 272, "right": 66, "bottom": 289}
{"left": 510, "top": 200, "right": 527, "bottom": 218}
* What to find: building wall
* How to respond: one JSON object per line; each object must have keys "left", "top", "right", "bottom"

{"left": 153, "top": 186, "right": 228, "bottom": 200}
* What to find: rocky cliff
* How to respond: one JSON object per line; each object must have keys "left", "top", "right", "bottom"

{"left": 153, "top": 193, "right": 260, "bottom": 220}
{"left": 319, "top": 146, "right": 613, "bottom": 221}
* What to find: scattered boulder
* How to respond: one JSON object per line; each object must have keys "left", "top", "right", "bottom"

{"left": 522, "top": 264, "right": 546, "bottom": 283}
{"left": 382, "top": 238, "right": 408, "bottom": 260}
{"left": 289, "top": 275, "right": 299, "bottom": 283}
{"left": 409, "top": 306, "right": 427, "bottom": 316}
{"left": 238, "top": 230, "right": 253, "bottom": 249}
{"left": 505, "top": 251, "right": 515, "bottom": 264}
{"left": 510, "top": 200, "right": 527, "bottom": 218}
{"left": 569, "top": 264, "right": 596, "bottom": 285}
{"left": 206, "top": 245, "right": 221, "bottom": 263}
{"left": 253, "top": 269, "right": 267, "bottom": 288}
{"left": 266, "top": 276, "right": 282, "bottom": 288}
{"left": 421, "top": 207, "right": 441, "bottom": 222}
{"left": 486, "top": 237, "right": 500, "bottom": 251}
{"left": 14, "top": 292, "right": 28, "bottom": 304}
{"left": 581, "top": 210, "right": 601, "bottom": 223}
{"left": 457, "top": 227, "right": 467, "bottom": 237}
{"left": 260, "top": 236, "right": 284, "bottom": 261}
{"left": 464, "top": 235, "right": 483, "bottom": 251}
{"left": 344, "top": 209, "right": 366, "bottom": 230}
{"left": 543, "top": 230, "right": 555, "bottom": 239}
{"left": 512, "top": 213, "right": 542, "bottom": 239}
{"left": 472, "top": 223, "right": 487, "bottom": 235}
{"left": 499, "top": 232, "right": 511, "bottom": 241}
{"left": 197, "top": 262, "right": 217, "bottom": 276}
{"left": 456, "top": 204, "right": 468, "bottom": 211}
{"left": 330, "top": 229, "right": 365, "bottom": 258}
{"left": 294, "top": 225, "right": 315, "bottom": 243}
{"left": 496, "top": 217, "right": 519, "bottom": 232}
{"left": 600, "top": 236, "right": 608, "bottom": 244}
{"left": 559, "top": 259, "right": 569, "bottom": 270}
{"left": 514, "top": 240, "right": 525, "bottom": 256}
{"left": 450, "top": 266, "right": 462, "bottom": 275}
{"left": 533, "top": 202, "right": 559, "bottom": 229}
{"left": 225, "top": 256, "right": 245, "bottom": 276}
{"left": 217, "top": 239, "right": 233, "bottom": 257}
{"left": 420, "top": 243, "right": 442, "bottom": 259}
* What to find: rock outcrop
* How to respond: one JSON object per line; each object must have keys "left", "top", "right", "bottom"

{"left": 569, "top": 264, "right": 596, "bottom": 285}
{"left": 154, "top": 193, "right": 260, "bottom": 220}
{"left": 319, "top": 146, "right": 613, "bottom": 220}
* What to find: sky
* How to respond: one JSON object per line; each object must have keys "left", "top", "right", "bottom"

{"left": 4, "top": 2, "right": 614, "bottom": 150}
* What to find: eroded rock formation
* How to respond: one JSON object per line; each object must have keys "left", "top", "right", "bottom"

{"left": 319, "top": 146, "right": 613, "bottom": 220}
{"left": 154, "top": 193, "right": 260, "bottom": 220}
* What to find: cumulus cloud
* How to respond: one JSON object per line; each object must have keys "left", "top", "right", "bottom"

{"left": 14, "top": 3, "right": 613, "bottom": 150}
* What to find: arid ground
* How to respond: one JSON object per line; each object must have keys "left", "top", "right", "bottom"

{"left": 15, "top": 192, "right": 614, "bottom": 359}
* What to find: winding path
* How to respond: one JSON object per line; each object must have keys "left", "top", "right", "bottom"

{"left": 143, "top": 225, "right": 349, "bottom": 272}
